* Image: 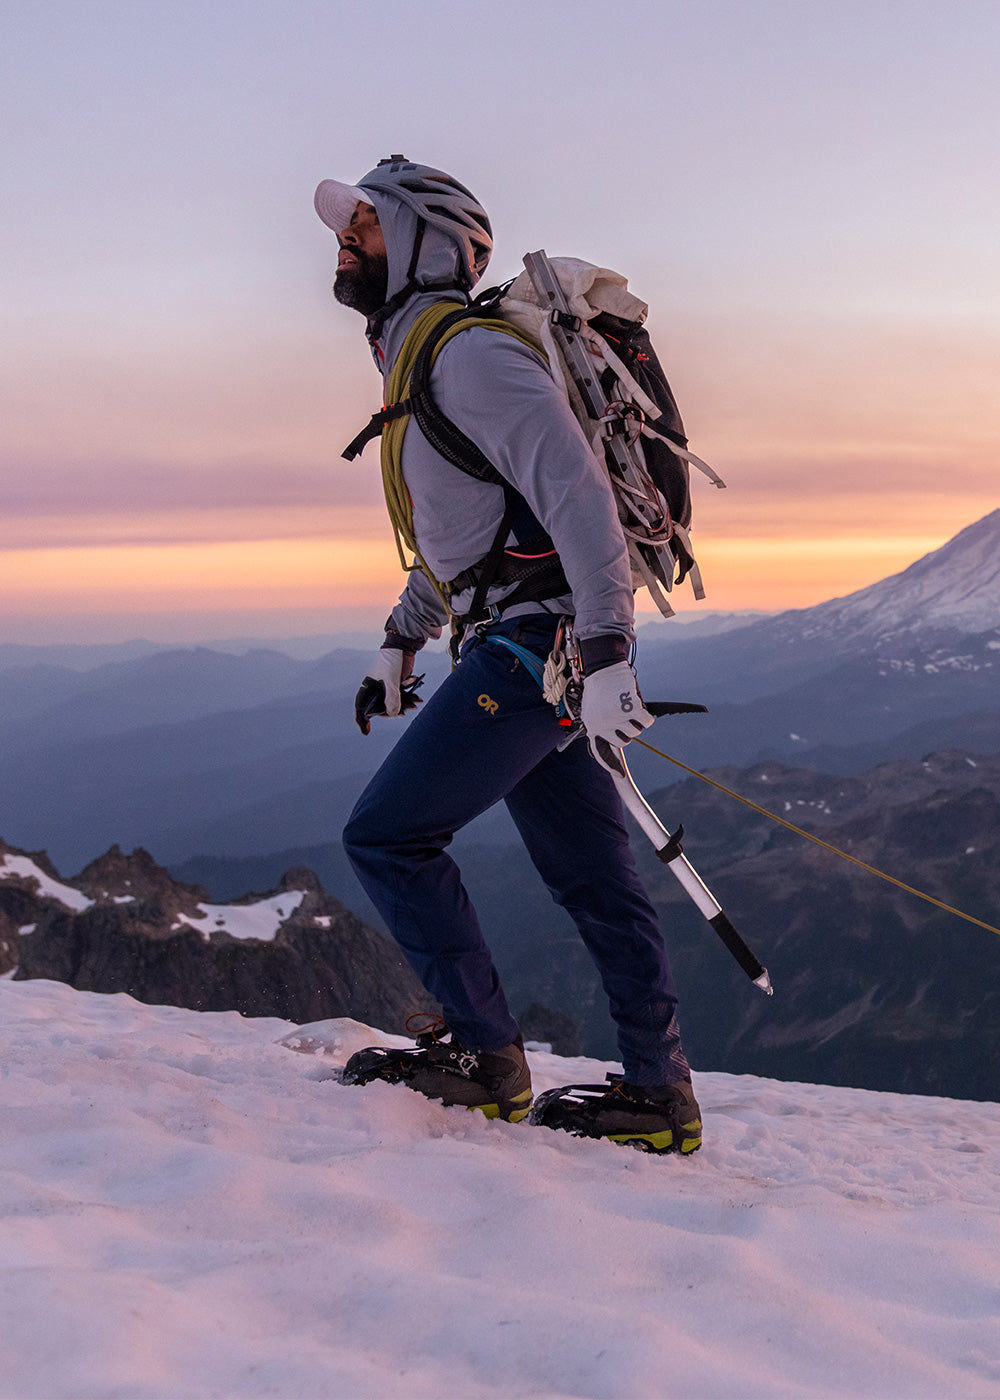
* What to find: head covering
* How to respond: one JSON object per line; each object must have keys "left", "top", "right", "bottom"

{"left": 313, "top": 179, "right": 370, "bottom": 236}
{"left": 315, "top": 155, "right": 492, "bottom": 290}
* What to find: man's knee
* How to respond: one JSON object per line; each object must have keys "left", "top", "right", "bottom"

{"left": 343, "top": 790, "right": 387, "bottom": 863}
{"left": 343, "top": 789, "right": 430, "bottom": 866}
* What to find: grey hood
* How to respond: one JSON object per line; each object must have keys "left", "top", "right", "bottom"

{"left": 363, "top": 189, "right": 469, "bottom": 373}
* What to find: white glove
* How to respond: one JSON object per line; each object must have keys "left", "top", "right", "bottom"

{"left": 367, "top": 646, "right": 408, "bottom": 717}
{"left": 354, "top": 645, "right": 420, "bottom": 735}
{"left": 579, "top": 661, "right": 655, "bottom": 773}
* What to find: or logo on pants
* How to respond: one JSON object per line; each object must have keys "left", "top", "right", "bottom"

{"left": 478, "top": 694, "right": 499, "bottom": 715}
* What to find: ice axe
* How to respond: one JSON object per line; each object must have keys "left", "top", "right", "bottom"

{"left": 508, "top": 622, "right": 773, "bottom": 993}
{"left": 595, "top": 717, "right": 773, "bottom": 995}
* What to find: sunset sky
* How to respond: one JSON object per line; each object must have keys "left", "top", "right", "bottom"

{"left": 3, "top": 0, "right": 997, "bottom": 643}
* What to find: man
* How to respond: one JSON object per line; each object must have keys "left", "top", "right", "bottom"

{"left": 315, "top": 156, "right": 701, "bottom": 1153}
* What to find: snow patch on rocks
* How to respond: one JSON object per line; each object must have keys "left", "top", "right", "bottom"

{"left": 0, "top": 853, "right": 94, "bottom": 912}
{"left": 173, "top": 890, "right": 306, "bottom": 941}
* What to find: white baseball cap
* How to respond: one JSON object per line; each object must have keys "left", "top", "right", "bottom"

{"left": 314, "top": 179, "right": 372, "bottom": 234}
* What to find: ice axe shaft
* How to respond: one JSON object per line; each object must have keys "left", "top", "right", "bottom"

{"left": 611, "top": 752, "right": 773, "bottom": 994}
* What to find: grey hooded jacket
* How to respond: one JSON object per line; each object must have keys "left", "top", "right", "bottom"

{"left": 361, "top": 189, "right": 636, "bottom": 651}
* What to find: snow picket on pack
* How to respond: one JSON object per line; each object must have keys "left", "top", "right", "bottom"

{"left": 344, "top": 251, "right": 725, "bottom": 620}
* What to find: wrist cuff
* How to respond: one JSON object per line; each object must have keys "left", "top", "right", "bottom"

{"left": 578, "top": 633, "right": 631, "bottom": 674}
{"left": 382, "top": 625, "right": 425, "bottom": 654}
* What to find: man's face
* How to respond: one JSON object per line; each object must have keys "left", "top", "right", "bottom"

{"left": 334, "top": 201, "right": 389, "bottom": 316}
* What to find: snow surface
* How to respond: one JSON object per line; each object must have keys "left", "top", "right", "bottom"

{"left": 2, "top": 979, "right": 999, "bottom": 1400}
{"left": 173, "top": 890, "right": 306, "bottom": 941}
{"left": 0, "top": 853, "right": 94, "bottom": 912}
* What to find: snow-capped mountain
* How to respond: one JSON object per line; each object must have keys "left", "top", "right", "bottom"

{"left": 0, "top": 839, "right": 427, "bottom": 1027}
{"left": 773, "top": 508, "right": 1000, "bottom": 646}
{"left": 638, "top": 509, "right": 1000, "bottom": 710}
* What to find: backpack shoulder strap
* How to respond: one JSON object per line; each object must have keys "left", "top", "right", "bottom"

{"left": 367, "top": 299, "right": 545, "bottom": 609}
{"left": 341, "top": 300, "right": 466, "bottom": 463}
{"left": 407, "top": 311, "right": 507, "bottom": 485}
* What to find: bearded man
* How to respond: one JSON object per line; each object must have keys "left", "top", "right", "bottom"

{"left": 314, "top": 156, "right": 702, "bottom": 1155}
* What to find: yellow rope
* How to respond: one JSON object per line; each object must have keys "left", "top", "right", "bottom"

{"left": 380, "top": 303, "right": 456, "bottom": 595}
{"left": 380, "top": 302, "right": 543, "bottom": 611}
{"left": 634, "top": 736, "right": 1000, "bottom": 938}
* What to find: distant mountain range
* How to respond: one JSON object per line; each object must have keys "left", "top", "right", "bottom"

{"left": 0, "top": 510, "right": 995, "bottom": 874}
{"left": 0, "top": 632, "right": 386, "bottom": 673}
{"left": 2, "top": 512, "right": 997, "bottom": 1100}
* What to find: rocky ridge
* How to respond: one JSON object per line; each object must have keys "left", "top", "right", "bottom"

{"left": 0, "top": 839, "right": 428, "bottom": 1029}
{"left": 632, "top": 748, "right": 1000, "bottom": 1100}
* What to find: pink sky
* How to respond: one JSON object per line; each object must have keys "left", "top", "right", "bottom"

{"left": 2, "top": 0, "right": 997, "bottom": 642}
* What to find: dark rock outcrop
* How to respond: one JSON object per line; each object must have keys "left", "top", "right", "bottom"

{"left": 519, "top": 1002, "right": 582, "bottom": 1058}
{"left": 0, "top": 838, "right": 69, "bottom": 975}
{"left": 2, "top": 839, "right": 429, "bottom": 1031}
{"left": 631, "top": 755, "right": 1000, "bottom": 1102}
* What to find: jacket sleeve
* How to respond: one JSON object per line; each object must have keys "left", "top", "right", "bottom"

{"left": 388, "top": 565, "right": 449, "bottom": 643}
{"left": 431, "top": 327, "right": 636, "bottom": 644}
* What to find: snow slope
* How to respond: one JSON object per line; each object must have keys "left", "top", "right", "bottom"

{"left": 1, "top": 979, "right": 998, "bottom": 1400}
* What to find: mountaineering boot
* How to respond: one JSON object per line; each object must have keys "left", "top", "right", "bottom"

{"left": 529, "top": 1076, "right": 702, "bottom": 1155}
{"left": 342, "top": 1034, "right": 533, "bottom": 1123}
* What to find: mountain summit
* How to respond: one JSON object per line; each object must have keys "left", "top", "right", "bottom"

{"left": 781, "top": 508, "right": 1000, "bottom": 646}
{"left": 639, "top": 509, "right": 1000, "bottom": 707}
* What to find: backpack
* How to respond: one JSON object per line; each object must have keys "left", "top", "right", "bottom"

{"left": 343, "top": 252, "right": 724, "bottom": 622}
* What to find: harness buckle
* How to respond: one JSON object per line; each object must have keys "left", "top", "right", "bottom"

{"left": 473, "top": 604, "right": 502, "bottom": 634}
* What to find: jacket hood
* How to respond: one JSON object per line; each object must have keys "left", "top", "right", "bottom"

{"left": 364, "top": 188, "right": 466, "bottom": 304}
{"left": 360, "top": 189, "right": 468, "bottom": 373}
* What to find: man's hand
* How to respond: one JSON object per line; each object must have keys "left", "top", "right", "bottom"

{"left": 354, "top": 646, "right": 422, "bottom": 735}
{"left": 579, "top": 660, "right": 654, "bottom": 774}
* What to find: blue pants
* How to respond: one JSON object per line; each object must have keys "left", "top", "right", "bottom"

{"left": 343, "top": 616, "right": 690, "bottom": 1086}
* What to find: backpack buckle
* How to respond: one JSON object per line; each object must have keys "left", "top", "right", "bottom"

{"left": 549, "top": 309, "right": 582, "bottom": 334}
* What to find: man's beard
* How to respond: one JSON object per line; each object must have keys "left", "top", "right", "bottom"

{"left": 334, "top": 250, "right": 389, "bottom": 317}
